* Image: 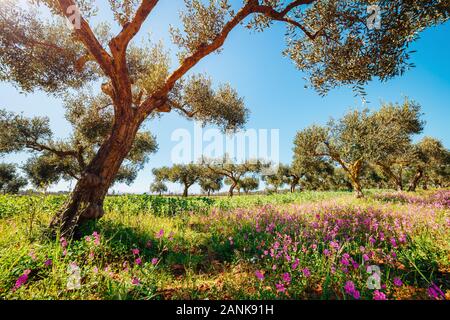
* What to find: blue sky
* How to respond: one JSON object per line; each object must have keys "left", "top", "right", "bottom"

{"left": 1, "top": 1, "right": 449, "bottom": 194}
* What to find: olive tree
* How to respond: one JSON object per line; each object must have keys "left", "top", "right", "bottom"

{"left": 406, "top": 137, "right": 449, "bottom": 191}
{"left": 152, "top": 164, "right": 202, "bottom": 197}
{"left": 203, "top": 156, "right": 262, "bottom": 197}
{"left": 198, "top": 170, "right": 223, "bottom": 196}
{"left": 150, "top": 180, "right": 168, "bottom": 195}
{"left": 1, "top": 0, "right": 448, "bottom": 235}
{"left": 0, "top": 163, "right": 27, "bottom": 194}
{"left": 369, "top": 101, "right": 424, "bottom": 191}
{"left": 238, "top": 176, "right": 259, "bottom": 194}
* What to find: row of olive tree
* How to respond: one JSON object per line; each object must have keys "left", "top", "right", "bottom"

{"left": 150, "top": 157, "right": 264, "bottom": 197}
{"left": 292, "top": 100, "right": 450, "bottom": 197}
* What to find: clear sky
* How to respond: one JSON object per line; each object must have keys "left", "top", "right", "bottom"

{"left": 1, "top": 1, "right": 449, "bottom": 194}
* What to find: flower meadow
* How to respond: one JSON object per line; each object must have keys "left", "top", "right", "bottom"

{"left": 0, "top": 190, "right": 448, "bottom": 300}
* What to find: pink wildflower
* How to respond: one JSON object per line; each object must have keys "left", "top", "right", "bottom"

{"left": 255, "top": 270, "right": 264, "bottom": 281}
{"left": 373, "top": 290, "right": 387, "bottom": 300}
{"left": 13, "top": 269, "right": 31, "bottom": 291}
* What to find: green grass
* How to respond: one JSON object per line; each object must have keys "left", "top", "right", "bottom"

{"left": 0, "top": 190, "right": 448, "bottom": 300}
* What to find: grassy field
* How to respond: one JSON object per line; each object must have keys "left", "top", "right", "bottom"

{"left": 0, "top": 190, "right": 449, "bottom": 300}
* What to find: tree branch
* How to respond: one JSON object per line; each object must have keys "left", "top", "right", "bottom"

{"left": 112, "top": 0, "right": 159, "bottom": 51}
{"left": 56, "top": 0, "right": 114, "bottom": 77}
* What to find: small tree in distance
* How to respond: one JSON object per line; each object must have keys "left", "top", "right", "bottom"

{"left": 150, "top": 180, "right": 168, "bottom": 196}
{"left": 0, "top": 163, "right": 27, "bottom": 194}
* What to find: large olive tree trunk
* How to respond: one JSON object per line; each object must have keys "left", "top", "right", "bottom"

{"left": 228, "top": 181, "right": 237, "bottom": 197}
{"left": 49, "top": 117, "right": 141, "bottom": 237}
{"left": 408, "top": 169, "right": 424, "bottom": 192}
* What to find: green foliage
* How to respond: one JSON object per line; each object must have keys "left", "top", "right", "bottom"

{"left": 0, "top": 163, "right": 27, "bottom": 194}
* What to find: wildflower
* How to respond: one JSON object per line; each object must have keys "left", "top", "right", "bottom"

{"left": 302, "top": 268, "right": 311, "bottom": 278}
{"left": 344, "top": 281, "right": 356, "bottom": 295}
{"left": 122, "top": 261, "right": 129, "bottom": 271}
{"left": 131, "top": 248, "right": 140, "bottom": 255}
{"left": 93, "top": 233, "right": 100, "bottom": 245}
{"left": 255, "top": 270, "right": 264, "bottom": 281}
{"left": 272, "top": 264, "right": 277, "bottom": 271}
{"left": 146, "top": 240, "right": 153, "bottom": 248}
{"left": 393, "top": 278, "right": 403, "bottom": 287}
{"left": 228, "top": 237, "right": 234, "bottom": 246}
{"left": 13, "top": 269, "right": 31, "bottom": 291}
{"left": 352, "top": 290, "right": 361, "bottom": 300}
{"left": 282, "top": 273, "right": 291, "bottom": 283}
{"left": 135, "top": 258, "right": 142, "bottom": 265}
{"left": 60, "top": 237, "right": 68, "bottom": 249}
{"left": 151, "top": 258, "right": 158, "bottom": 265}
{"left": 390, "top": 238, "right": 398, "bottom": 248}
{"left": 155, "top": 229, "right": 164, "bottom": 239}
{"left": 428, "top": 283, "right": 445, "bottom": 300}
{"left": 168, "top": 232, "right": 175, "bottom": 241}
{"left": 341, "top": 258, "right": 350, "bottom": 266}
{"left": 323, "top": 249, "right": 330, "bottom": 256}
{"left": 373, "top": 290, "right": 387, "bottom": 300}
{"left": 85, "top": 236, "right": 91, "bottom": 242}
{"left": 362, "top": 254, "right": 370, "bottom": 262}
{"left": 359, "top": 246, "right": 365, "bottom": 253}
{"left": 92, "top": 266, "right": 98, "bottom": 274}
{"left": 132, "top": 277, "right": 140, "bottom": 285}
{"left": 330, "top": 241, "right": 339, "bottom": 250}
{"left": 44, "top": 259, "right": 52, "bottom": 267}
{"left": 291, "top": 259, "right": 299, "bottom": 270}
{"left": 88, "top": 251, "right": 95, "bottom": 260}
{"left": 352, "top": 261, "right": 360, "bottom": 269}
{"left": 275, "top": 283, "right": 286, "bottom": 293}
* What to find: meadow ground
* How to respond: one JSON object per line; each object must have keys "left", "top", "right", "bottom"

{"left": 0, "top": 190, "right": 449, "bottom": 300}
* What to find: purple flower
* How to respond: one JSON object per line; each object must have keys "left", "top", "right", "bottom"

{"left": 135, "top": 258, "right": 142, "bottom": 265}
{"left": 291, "top": 259, "right": 299, "bottom": 270}
{"left": 352, "top": 290, "right": 361, "bottom": 300}
{"left": 44, "top": 259, "right": 52, "bottom": 267}
{"left": 131, "top": 248, "right": 140, "bottom": 255}
{"left": 302, "top": 268, "right": 311, "bottom": 278}
{"left": 156, "top": 229, "right": 164, "bottom": 239}
{"left": 393, "top": 277, "right": 403, "bottom": 287}
{"left": 60, "top": 237, "right": 67, "bottom": 249}
{"left": 85, "top": 236, "right": 91, "bottom": 242}
{"left": 255, "top": 270, "right": 264, "bottom": 281}
{"left": 362, "top": 254, "right": 370, "bottom": 262}
{"left": 92, "top": 231, "right": 100, "bottom": 245}
{"left": 275, "top": 283, "right": 286, "bottom": 293}
{"left": 272, "top": 264, "right": 277, "bottom": 271}
{"left": 344, "top": 281, "right": 356, "bottom": 295}
{"left": 428, "top": 283, "right": 445, "bottom": 300}
{"left": 282, "top": 272, "right": 291, "bottom": 283}
{"left": 13, "top": 269, "right": 31, "bottom": 291}
{"left": 373, "top": 290, "right": 387, "bottom": 300}
{"left": 151, "top": 258, "right": 158, "bottom": 265}
{"left": 132, "top": 277, "right": 140, "bottom": 285}
{"left": 390, "top": 238, "right": 398, "bottom": 248}
{"left": 323, "top": 249, "right": 330, "bottom": 256}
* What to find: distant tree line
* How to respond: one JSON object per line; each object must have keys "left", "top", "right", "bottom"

{"left": 151, "top": 100, "right": 449, "bottom": 197}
